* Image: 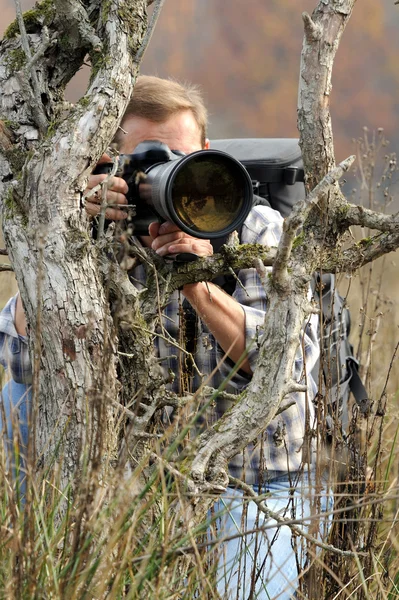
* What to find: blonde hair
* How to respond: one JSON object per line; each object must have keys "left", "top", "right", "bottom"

{"left": 118, "top": 75, "right": 208, "bottom": 147}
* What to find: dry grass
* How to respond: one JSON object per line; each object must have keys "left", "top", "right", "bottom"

{"left": 1, "top": 131, "right": 399, "bottom": 598}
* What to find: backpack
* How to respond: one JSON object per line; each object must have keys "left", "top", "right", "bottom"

{"left": 210, "top": 138, "right": 369, "bottom": 434}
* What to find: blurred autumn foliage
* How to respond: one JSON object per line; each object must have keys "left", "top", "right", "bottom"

{"left": 141, "top": 0, "right": 399, "bottom": 162}
{"left": 1, "top": 0, "right": 399, "bottom": 161}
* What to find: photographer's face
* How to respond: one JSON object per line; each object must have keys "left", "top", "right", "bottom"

{"left": 119, "top": 110, "right": 209, "bottom": 155}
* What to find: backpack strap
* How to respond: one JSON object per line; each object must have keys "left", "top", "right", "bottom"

{"left": 248, "top": 165, "right": 304, "bottom": 186}
{"left": 312, "top": 273, "right": 370, "bottom": 419}
{"left": 346, "top": 358, "right": 371, "bottom": 414}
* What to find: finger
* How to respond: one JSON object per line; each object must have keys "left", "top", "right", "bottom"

{"left": 108, "top": 176, "right": 129, "bottom": 194}
{"left": 86, "top": 174, "right": 129, "bottom": 196}
{"left": 151, "top": 231, "right": 186, "bottom": 251}
{"left": 85, "top": 201, "right": 128, "bottom": 221}
{"left": 86, "top": 189, "right": 128, "bottom": 207}
{"left": 148, "top": 221, "right": 161, "bottom": 240}
{"left": 157, "top": 221, "right": 183, "bottom": 236}
{"left": 156, "top": 241, "right": 213, "bottom": 257}
{"left": 169, "top": 242, "right": 213, "bottom": 257}
{"left": 98, "top": 153, "right": 113, "bottom": 164}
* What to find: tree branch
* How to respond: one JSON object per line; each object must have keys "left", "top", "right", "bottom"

{"left": 135, "top": 0, "right": 166, "bottom": 65}
{"left": 339, "top": 204, "right": 399, "bottom": 233}
{"left": 298, "top": 0, "right": 356, "bottom": 191}
{"left": 14, "top": 0, "right": 48, "bottom": 133}
{"left": 0, "top": 264, "right": 13, "bottom": 272}
{"left": 24, "top": 26, "right": 54, "bottom": 72}
{"left": 54, "top": 0, "right": 102, "bottom": 52}
{"left": 156, "top": 243, "right": 277, "bottom": 296}
{"left": 302, "top": 12, "right": 322, "bottom": 42}
{"left": 190, "top": 282, "right": 310, "bottom": 484}
{"left": 323, "top": 231, "right": 399, "bottom": 273}
{"left": 272, "top": 155, "right": 355, "bottom": 290}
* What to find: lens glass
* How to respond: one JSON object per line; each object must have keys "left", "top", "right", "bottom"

{"left": 171, "top": 155, "right": 246, "bottom": 233}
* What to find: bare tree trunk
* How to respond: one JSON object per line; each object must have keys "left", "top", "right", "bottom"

{"left": 0, "top": 0, "right": 148, "bottom": 488}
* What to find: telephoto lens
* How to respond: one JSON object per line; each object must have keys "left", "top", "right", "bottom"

{"left": 139, "top": 149, "right": 253, "bottom": 238}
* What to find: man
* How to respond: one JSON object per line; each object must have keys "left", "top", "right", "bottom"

{"left": 0, "top": 75, "right": 327, "bottom": 599}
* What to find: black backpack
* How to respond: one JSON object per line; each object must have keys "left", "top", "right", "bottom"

{"left": 210, "top": 138, "right": 370, "bottom": 434}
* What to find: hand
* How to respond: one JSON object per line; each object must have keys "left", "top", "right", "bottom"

{"left": 148, "top": 221, "right": 213, "bottom": 258}
{"left": 84, "top": 154, "right": 129, "bottom": 221}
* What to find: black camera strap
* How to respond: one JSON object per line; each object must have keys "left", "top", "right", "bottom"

{"left": 179, "top": 296, "right": 198, "bottom": 394}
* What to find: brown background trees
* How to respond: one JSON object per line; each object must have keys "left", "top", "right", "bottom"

{"left": 2, "top": 0, "right": 399, "bottom": 160}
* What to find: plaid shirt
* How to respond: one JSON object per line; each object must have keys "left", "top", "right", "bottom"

{"left": 0, "top": 206, "right": 319, "bottom": 479}
{"left": 0, "top": 295, "right": 32, "bottom": 385}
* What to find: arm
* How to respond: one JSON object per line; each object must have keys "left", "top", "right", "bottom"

{"left": 186, "top": 206, "right": 318, "bottom": 385}
{"left": 182, "top": 282, "right": 251, "bottom": 374}
{"left": 228, "top": 206, "right": 319, "bottom": 383}
{"left": 147, "top": 210, "right": 286, "bottom": 378}
{"left": 148, "top": 221, "right": 252, "bottom": 373}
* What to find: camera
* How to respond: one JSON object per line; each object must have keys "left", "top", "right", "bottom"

{"left": 93, "top": 141, "right": 253, "bottom": 239}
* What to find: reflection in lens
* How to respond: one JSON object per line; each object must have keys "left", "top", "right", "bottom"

{"left": 171, "top": 155, "right": 245, "bottom": 233}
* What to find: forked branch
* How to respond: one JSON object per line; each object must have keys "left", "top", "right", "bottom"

{"left": 272, "top": 155, "right": 355, "bottom": 290}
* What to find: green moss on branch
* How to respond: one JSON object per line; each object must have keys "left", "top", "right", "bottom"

{"left": 4, "top": 0, "right": 55, "bottom": 39}
{"left": 4, "top": 146, "right": 28, "bottom": 176}
{"left": 5, "top": 48, "right": 27, "bottom": 71}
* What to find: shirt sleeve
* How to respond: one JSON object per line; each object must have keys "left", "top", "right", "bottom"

{"left": 217, "top": 205, "right": 319, "bottom": 384}
{"left": 235, "top": 205, "right": 282, "bottom": 373}
{"left": 0, "top": 295, "right": 33, "bottom": 384}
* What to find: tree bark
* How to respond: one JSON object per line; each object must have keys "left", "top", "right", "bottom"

{"left": 0, "top": 0, "right": 148, "bottom": 488}
{"left": 298, "top": 0, "right": 356, "bottom": 190}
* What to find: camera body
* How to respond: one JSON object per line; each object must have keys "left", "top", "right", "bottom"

{"left": 94, "top": 140, "right": 254, "bottom": 239}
